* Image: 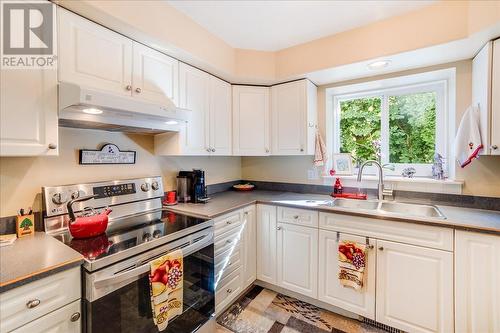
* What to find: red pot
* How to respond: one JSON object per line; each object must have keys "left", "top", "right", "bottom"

{"left": 67, "top": 195, "right": 112, "bottom": 239}
{"left": 69, "top": 208, "right": 112, "bottom": 239}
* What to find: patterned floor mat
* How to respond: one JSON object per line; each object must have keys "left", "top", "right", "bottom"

{"left": 216, "top": 286, "right": 387, "bottom": 333}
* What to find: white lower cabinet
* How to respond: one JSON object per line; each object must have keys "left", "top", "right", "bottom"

{"left": 277, "top": 222, "right": 318, "bottom": 298}
{"left": 376, "top": 240, "right": 453, "bottom": 333}
{"left": 455, "top": 230, "right": 500, "bottom": 333}
{"left": 256, "top": 204, "right": 278, "bottom": 284}
{"left": 241, "top": 206, "right": 257, "bottom": 288}
{"left": 11, "top": 300, "right": 81, "bottom": 333}
{"left": 318, "top": 231, "right": 376, "bottom": 319}
{"left": 214, "top": 206, "right": 257, "bottom": 314}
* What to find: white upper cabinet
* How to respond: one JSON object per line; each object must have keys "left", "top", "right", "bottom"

{"left": 132, "top": 42, "right": 179, "bottom": 106}
{"left": 376, "top": 240, "right": 453, "bottom": 333}
{"left": 277, "top": 223, "right": 318, "bottom": 298}
{"left": 318, "top": 231, "right": 376, "bottom": 319}
{"left": 232, "top": 86, "right": 270, "bottom": 156}
{"left": 1, "top": 67, "right": 58, "bottom": 156}
{"left": 155, "top": 65, "right": 231, "bottom": 156}
{"left": 271, "top": 80, "right": 317, "bottom": 155}
{"left": 209, "top": 76, "right": 232, "bottom": 155}
{"left": 472, "top": 39, "right": 500, "bottom": 155}
{"left": 455, "top": 230, "right": 500, "bottom": 333}
{"left": 58, "top": 8, "right": 133, "bottom": 96}
{"left": 178, "top": 63, "right": 210, "bottom": 155}
{"left": 490, "top": 39, "right": 500, "bottom": 155}
{"left": 256, "top": 204, "right": 277, "bottom": 284}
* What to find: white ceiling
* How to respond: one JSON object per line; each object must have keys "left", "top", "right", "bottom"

{"left": 168, "top": 0, "right": 435, "bottom": 51}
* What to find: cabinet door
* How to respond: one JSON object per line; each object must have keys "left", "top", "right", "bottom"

{"left": 209, "top": 76, "right": 232, "bottom": 155}
{"left": 11, "top": 300, "right": 81, "bottom": 333}
{"left": 271, "top": 80, "right": 306, "bottom": 155}
{"left": 0, "top": 68, "right": 58, "bottom": 156}
{"left": 179, "top": 63, "right": 210, "bottom": 155}
{"left": 232, "top": 86, "right": 270, "bottom": 156}
{"left": 58, "top": 8, "right": 133, "bottom": 96}
{"left": 277, "top": 223, "right": 318, "bottom": 298}
{"left": 491, "top": 39, "right": 500, "bottom": 155}
{"left": 256, "top": 205, "right": 277, "bottom": 284}
{"left": 132, "top": 42, "right": 179, "bottom": 105}
{"left": 241, "top": 206, "right": 257, "bottom": 288}
{"left": 376, "top": 240, "right": 453, "bottom": 333}
{"left": 318, "top": 231, "right": 376, "bottom": 319}
{"left": 455, "top": 230, "right": 500, "bottom": 333}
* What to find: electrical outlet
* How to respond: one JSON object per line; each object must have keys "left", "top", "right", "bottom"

{"left": 307, "top": 168, "right": 319, "bottom": 180}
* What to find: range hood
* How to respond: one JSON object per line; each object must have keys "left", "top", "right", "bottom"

{"left": 58, "top": 82, "right": 190, "bottom": 134}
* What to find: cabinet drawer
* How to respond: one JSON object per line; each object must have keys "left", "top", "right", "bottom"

{"left": 11, "top": 300, "right": 81, "bottom": 333}
{"left": 277, "top": 206, "right": 318, "bottom": 227}
{"left": 215, "top": 267, "right": 242, "bottom": 313}
{"left": 215, "top": 229, "right": 243, "bottom": 256}
{"left": 319, "top": 212, "right": 453, "bottom": 251}
{"left": 215, "top": 247, "right": 242, "bottom": 282}
{"left": 0, "top": 267, "right": 81, "bottom": 332}
{"left": 214, "top": 212, "right": 242, "bottom": 235}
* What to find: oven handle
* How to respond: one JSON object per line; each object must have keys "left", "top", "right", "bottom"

{"left": 93, "top": 230, "right": 213, "bottom": 290}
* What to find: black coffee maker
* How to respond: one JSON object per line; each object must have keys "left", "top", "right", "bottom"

{"left": 177, "top": 169, "right": 210, "bottom": 203}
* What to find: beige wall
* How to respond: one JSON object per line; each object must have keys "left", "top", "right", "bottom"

{"left": 0, "top": 128, "right": 241, "bottom": 217}
{"left": 242, "top": 60, "right": 500, "bottom": 198}
{"left": 56, "top": 0, "right": 500, "bottom": 83}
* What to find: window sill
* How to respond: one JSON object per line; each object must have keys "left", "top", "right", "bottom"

{"left": 322, "top": 175, "right": 463, "bottom": 194}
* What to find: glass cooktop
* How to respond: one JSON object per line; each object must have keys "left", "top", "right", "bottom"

{"left": 53, "top": 209, "right": 209, "bottom": 263}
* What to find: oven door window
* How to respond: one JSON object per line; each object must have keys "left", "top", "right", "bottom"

{"left": 86, "top": 244, "right": 214, "bottom": 333}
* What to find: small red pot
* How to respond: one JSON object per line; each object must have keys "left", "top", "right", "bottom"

{"left": 69, "top": 208, "right": 112, "bottom": 239}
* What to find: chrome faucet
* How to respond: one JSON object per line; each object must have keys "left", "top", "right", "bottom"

{"left": 357, "top": 160, "right": 393, "bottom": 201}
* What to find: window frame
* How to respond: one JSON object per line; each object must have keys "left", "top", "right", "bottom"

{"left": 326, "top": 68, "right": 455, "bottom": 179}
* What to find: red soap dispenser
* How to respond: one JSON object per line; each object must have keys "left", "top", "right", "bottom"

{"left": 333, "top": 178, "right": 343, "bottom": 195}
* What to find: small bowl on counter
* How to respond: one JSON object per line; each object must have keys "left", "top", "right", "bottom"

{"left": 232, "top": 183, "right": 255, "bottom": 191}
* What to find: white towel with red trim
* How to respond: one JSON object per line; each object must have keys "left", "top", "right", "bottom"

{"left": 454, "top": 105, "right": 483, "bottom": 168}
{"left": 314, "top": 131, "right": 328, "bottom": 167}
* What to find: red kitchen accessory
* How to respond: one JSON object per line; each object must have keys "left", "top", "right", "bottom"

{"left": 67, "top": 195, "right": 112, "bottom": 239}
{"left": 69, "top": 233, "right": 112, "bottom": 260}
{"left": 163, "top": 191, "right": 178, "bottom": 206}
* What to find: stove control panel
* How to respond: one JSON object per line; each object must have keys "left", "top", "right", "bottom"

{"left": 43, "top": 176, "right": 164, "bottom": 217}
{"left": 93, "top": 183, "right": 136, "bottom": 198}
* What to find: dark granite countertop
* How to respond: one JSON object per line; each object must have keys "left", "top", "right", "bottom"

{"left": 0, "top": 232, "right": 83, "bottom": 293}
{"left": 165, "top": 190, "right": 500, "bottom": 234}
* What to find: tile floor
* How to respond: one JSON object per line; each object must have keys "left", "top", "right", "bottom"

{"left": 216, "top": 286, "right": 386, "bottom": 333}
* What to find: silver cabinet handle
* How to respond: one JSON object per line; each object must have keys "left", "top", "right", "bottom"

{"left": 367, "top": 245, "right": 374, "bottom": 250}
{"left": 48, "top": 143, "right": 57, "bottom": 149}
{"left": 226, "top": 221, "right": 232, "bottom": 225}
{"left": 226, "top": 239, "right": 232, "bottom": 244}
{"left": 265, "top": 148, "right": 270, "bottom": 153}
{"left": 492, "top": 145, "right": 498, "bottom": 150}
{"left": 206, "top": 148, "right": 211, "bottom": 152}
{"left": 227, "top": 288, "right": 233, "bottom": 294}
{"left": 211, "top": 148, "right": 216, "bottom": 152}
{"left": 276, "top": 226, "right": 282, "bottom": 230}
{"left": 135, "top": 87, "right": 142, "bottom": 93}
{"left": 26, "top": 299, "right": 41, "bottom": 309}
{"left": 125, "top": 85, "right": 132, "bottom": 91}
{"left": 300, "top": 148, "right": 304, "bottom": 152}
{"left": 378, "top": 246, "right": 384, "bottom": 251}
{"left": 70, "top": 312, "right": 81, "bottom": 322}
{"left": 293, "top": 215, "right": 299, "bottom": 219}
{"left": 244, "top": 212, "right": 249, "bottom": 215}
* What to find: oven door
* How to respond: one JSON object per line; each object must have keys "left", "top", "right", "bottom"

{"left": 84, "top": 227, "right": 214, "bottom": 333}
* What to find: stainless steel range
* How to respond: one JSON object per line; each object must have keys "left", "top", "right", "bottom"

{"left": 43, "top": 177, "right": 215, "bottom": 333}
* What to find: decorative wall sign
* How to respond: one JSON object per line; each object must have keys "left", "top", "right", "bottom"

{"left": 79, "top": 144, "right": 136, "bottom": 165}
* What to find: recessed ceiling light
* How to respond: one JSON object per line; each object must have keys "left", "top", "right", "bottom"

{"left": 165, "top": 120, "right": 178, "bottom": 125}
{"left": 367, "top": 60, "right": 391, "bottom": 70}
{"left": 82, "top": 108, "right": 103, "bottom": 115}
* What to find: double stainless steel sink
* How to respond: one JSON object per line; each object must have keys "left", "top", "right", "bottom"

{"left": 320, "top": 199, "right": 446, "bottom": 219}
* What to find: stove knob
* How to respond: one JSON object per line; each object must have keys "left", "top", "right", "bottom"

{"left": 141, "top": 183, "right": 150, "bottom": 192}
{"left": 142, "top": 233, "right": 152, "bottom": 242}
{"left": 52, "top": 192, "right": 68, "bottom": 205}
{"left": 153, "top": 230, "right": 161, "bottom": 238}
{"left": 151, "top": 181, "right": 159, "bottom": 191}
{"left": 71, "top": 190, "right": 86, "bottom": 200}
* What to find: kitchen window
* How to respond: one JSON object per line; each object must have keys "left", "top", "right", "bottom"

{"left": 327, "top": 69, "right": 455, "bottom": 179}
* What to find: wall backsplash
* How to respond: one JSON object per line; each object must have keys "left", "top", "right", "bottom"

{"left": 0, "top": 127, "right": 242, "bottom": 217}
